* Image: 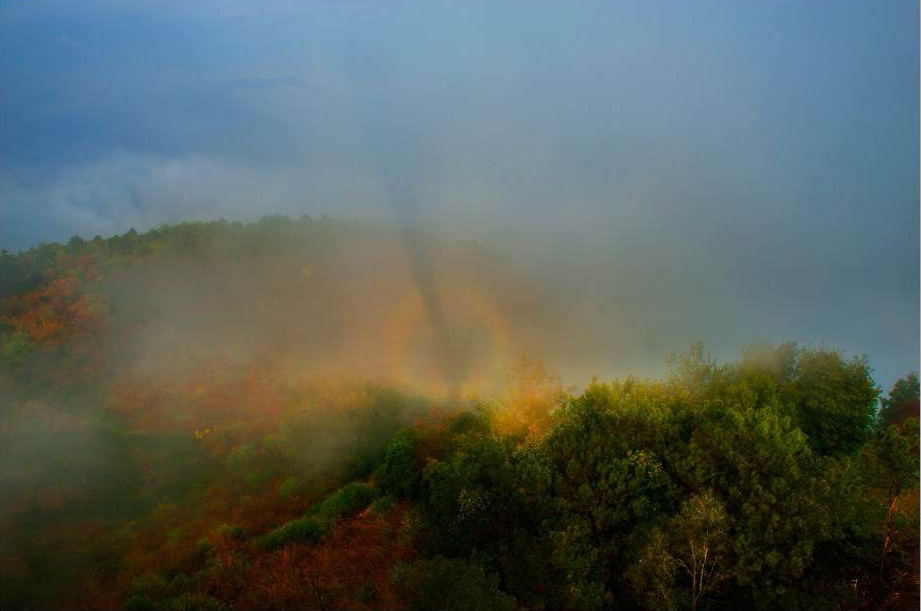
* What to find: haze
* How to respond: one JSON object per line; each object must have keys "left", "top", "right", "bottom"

{"left": 1, "top": 0, "right": 917, "bottom": 392}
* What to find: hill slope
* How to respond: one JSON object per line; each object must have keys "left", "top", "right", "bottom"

{"left": 0, "top": 217, "right": 917, "bottom": 611}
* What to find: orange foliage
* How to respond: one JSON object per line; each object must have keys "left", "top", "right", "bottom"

{"left": 108, "top": 358, "right": 293, "bottom": 433}
{"left": 495, "top": 355, "right": 565, "bottom": 439}
{"left": 233, "top": 503, "right": 416, "bottom": 610}
{"left": 3, "top": 274, "right": 106, "bottom": 344}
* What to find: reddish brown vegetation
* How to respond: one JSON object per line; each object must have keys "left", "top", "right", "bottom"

{"left": 4, "top": 266, "right": 105, "bottom": 345}
{"left": 229, "top": 503, "right": 415, "bottom": 610}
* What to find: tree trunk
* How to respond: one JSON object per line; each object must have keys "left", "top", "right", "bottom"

{"left": 879, "top": 482, "right": 901, "bottom": 578}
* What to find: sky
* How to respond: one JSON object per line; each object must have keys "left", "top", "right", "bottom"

{"left": 1, "top": 1, "right": 918, "bottom": 392}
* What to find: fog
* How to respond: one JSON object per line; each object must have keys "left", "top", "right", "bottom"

{"left": 0, "top": 5, "right": 919, "bottom": 608}
{"left": 103, "top": 221, "right": 553, "bottom": 398}
{"left": 1, "top": 0, "right": 917, "bottom": 391}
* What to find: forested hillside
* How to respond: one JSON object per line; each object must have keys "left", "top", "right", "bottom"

{"left": 0, "top": 217, "right": 917, "bottom": 610}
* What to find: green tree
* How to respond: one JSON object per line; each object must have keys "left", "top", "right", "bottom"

{"left": 676, "top": 491, "right": 730, "bottom": 611}
{"left": 628, "top": 529, "right": 679, "bottom": 611}
{"left": 681, "top": 402, "right": 830, "bottom": 608}
{"left": 378, "top": 430, "right": 424, "bottom": 499}
{"left": 67, "top": 235, "right": 85, "bottom": 251}
{"left": 879, "top": 373, "right": 919, "bottom": 427}
{"left": 785, "top": 349, "right": 879, "bottom": 456}
{"left": 667, "top": 342, "right": 724, "bottom": 398}
{"left": 416, "top": 431, "right": 558, "bottom": 608}
{"left": 629, "top": 491, "right": 731, "bottom": 611}
{"left": 862, "top": 418, "right": 920, "bottom": 579}
{"left": 545, "top": 380, "right": 681, "bottom": 609}
{"left": 418, "top": 432, "right": 552, "bottom": 559}
{"left": 394, "top": 556, "right": 517, "bottom": 611}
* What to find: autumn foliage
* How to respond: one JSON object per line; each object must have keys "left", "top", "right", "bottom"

{"left": 0, "top": 219, "right": 917, "bottom": 611}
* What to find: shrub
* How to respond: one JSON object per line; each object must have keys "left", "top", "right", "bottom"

{"left": 214, "top": 523, "right": 245, "bottom": 541}
{"left": 195, "top": 538, "right": 213, "bottom": 564}
{"left": 255, "top": 515, "right": 329, "bottom": 551}
{"left": 123, "top": 595, "right": 157, "bottom": 611}
{"left": 277, "top": 476, "right": 301, "bottom": 498}
{"left": 0, "top": 331, "right": 34, "bottom": 368}
{"left": 368, "top": 496, "right": 395, "bottom": 515}
{"left": 311, "top": 482, "right": 379, "bottom": 521}
{"left": 125, "top": 572, "right": 214, "bottom": 611}
{"left": 130, "top": 572, "right": 169, "bottom": 601}
{"left": 394, "top": 556, "right": 517, "bottom": 611}
{"left": 378, "top": 431, "right": 423, "bottom": 499}
{"left": 162, "top": 592, "right": 226, "bottom": 611}
{"left": 256, "top": 482, "right": 379, "bottom": 550}
{"left": 225, "top": 443, "right": 256, "bottom": 472}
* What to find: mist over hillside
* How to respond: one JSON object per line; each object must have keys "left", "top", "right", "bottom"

{"left": 1, "top": 216, "right": 919, "bottom": 611}
{"left": 2, "top": 2, "right": 918, "bottom": 394}
{"left": 1, "top": 2, "right": 918, "bottom": 610}
{"left": 3, "top": 217, "right": 557, "bottom": 395}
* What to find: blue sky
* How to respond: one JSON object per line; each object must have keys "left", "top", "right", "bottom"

{"left": 1, "top": 1, "right": 918, "bottom": 390}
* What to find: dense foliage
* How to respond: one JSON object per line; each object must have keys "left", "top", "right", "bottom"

{"left": 0, "top": 219, "right": 917, "bottom": 610}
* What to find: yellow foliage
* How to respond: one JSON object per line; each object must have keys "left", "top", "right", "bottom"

{"left": 496, "top": 355, "right": 565, "bottom": 439}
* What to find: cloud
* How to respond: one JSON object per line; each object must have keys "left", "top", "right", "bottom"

{"left": 0, "top": 151, "right": 392, "bottom": 249}
{"left": 1, "top": 1, "right": 916, "bottom": 393}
